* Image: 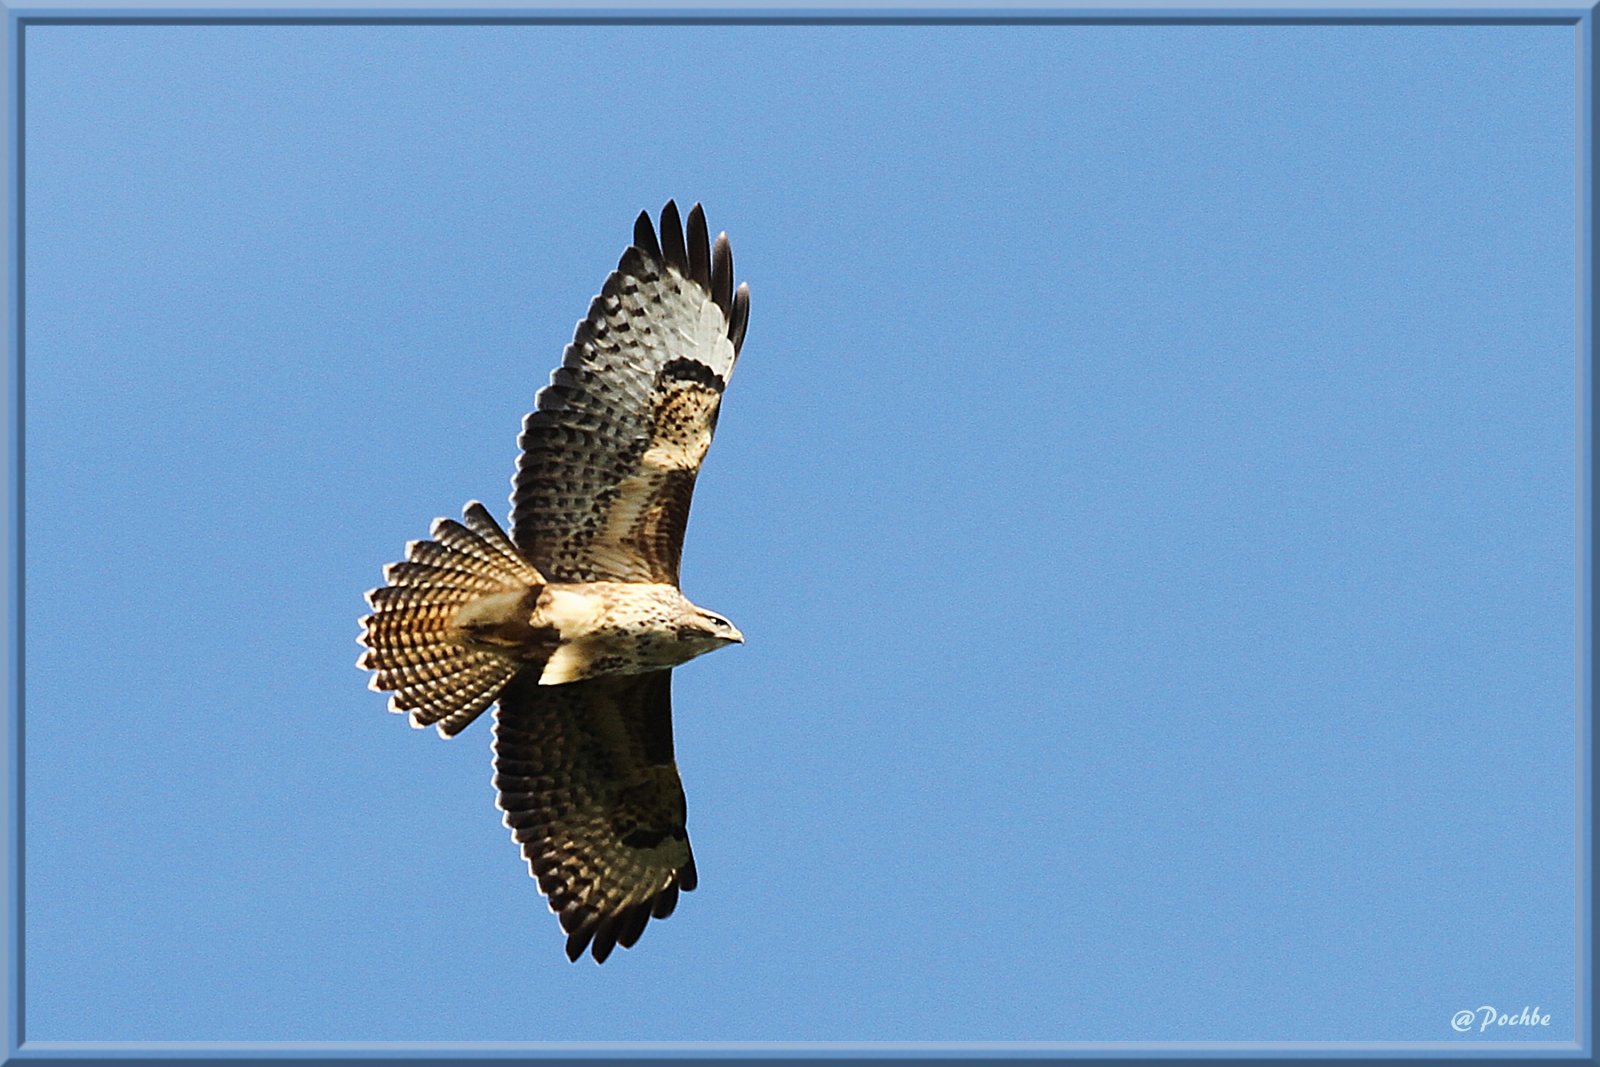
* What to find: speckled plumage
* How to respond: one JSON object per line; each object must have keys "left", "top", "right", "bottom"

{"left": 358, "top": 202, "right": 748, "bottom": 963}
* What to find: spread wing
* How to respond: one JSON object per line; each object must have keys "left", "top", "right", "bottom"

{"left": 492, "top": 667, "right": 697, "bottom": 963}
{"left": 510, "top": 200, "right": 750, "bottom": 585}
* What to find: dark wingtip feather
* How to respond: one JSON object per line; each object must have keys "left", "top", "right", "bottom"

{"left": 590, "top": 915, "right": 621, "bottom": 963}
{"left": 679, "top": 855, "right": 699, "bottom": 893}
{"left": 617, "top": 901, "right": 653, "bottom": 949}
{"left": 686, "top": 203, "right": 712, "bottom": 290}
{"left": 729, "top": 282, "right": 750, "bottom": 354}
{"left": 659, "top": 200, "right": 688, "bottom": 274}
{"left": 633, "top": 209, "right": 661, "bottom": 260}
{"left": 565, "top": 927, "right": 592, "bottom": 963}
{"left": 652, "top": 881, "right": 681, "bottom": 919}
{"left": 710, "top": 232, "right": 734, "bottom": 318}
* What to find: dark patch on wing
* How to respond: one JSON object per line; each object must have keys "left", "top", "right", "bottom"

{"left": 659, "top": 357, "right": 724, "bottom": 391}
{"left": 493, "top": 668, "right": 695, "bottom": 964}
{"left": 619, "top": 827, "right": 673, "bottom": 849}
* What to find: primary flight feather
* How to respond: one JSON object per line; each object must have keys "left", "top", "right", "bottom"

{"left": 358, "top": 201, "right": 750, "bottom": 963}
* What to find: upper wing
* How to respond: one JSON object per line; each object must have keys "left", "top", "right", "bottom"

{"left": 510, "top": 200, "right": 750, "bottom": 585}
{"left": 492, "top": 667, "right": 697, "bottom": 964}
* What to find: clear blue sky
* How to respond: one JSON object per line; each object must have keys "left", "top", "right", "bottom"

{"left": 21, "top": 20, "right": 1578, "bottom": 1045}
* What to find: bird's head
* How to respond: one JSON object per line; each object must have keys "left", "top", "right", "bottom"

{"left": 678, "top": 607, "right": 744, "bottom": 652}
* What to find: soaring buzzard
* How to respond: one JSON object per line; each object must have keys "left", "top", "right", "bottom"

{"left": 358, "top": 202, "right": 750, "bottom": 963}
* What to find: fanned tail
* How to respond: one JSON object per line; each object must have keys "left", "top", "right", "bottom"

{"left": 358, "top": 502, "right": 544, "bottom": 737}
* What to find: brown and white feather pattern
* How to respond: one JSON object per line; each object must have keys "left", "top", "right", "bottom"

{"left": 359, "top": 503, "right": 542, "bottom": 738}
{"left": 493, "top": 668, "right": 696, "bottom": 963}
{"left": 511, "top": 200, "right": 750, "bottom": 586}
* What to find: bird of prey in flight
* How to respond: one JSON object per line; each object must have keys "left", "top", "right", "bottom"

{"left": 357, "top": 202, "right": 750, "bottom": 963}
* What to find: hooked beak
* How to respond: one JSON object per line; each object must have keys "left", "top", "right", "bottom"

{"left": 727, "top": 625, "right": 745, "bottom": 645}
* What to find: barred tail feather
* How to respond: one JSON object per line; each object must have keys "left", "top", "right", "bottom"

{"left": 359, "top": 501, "right": 544, "bottom": 738}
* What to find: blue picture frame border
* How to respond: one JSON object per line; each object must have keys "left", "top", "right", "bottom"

{"left": 0, "top": 4, "right": 1591, "bottom": 1062}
